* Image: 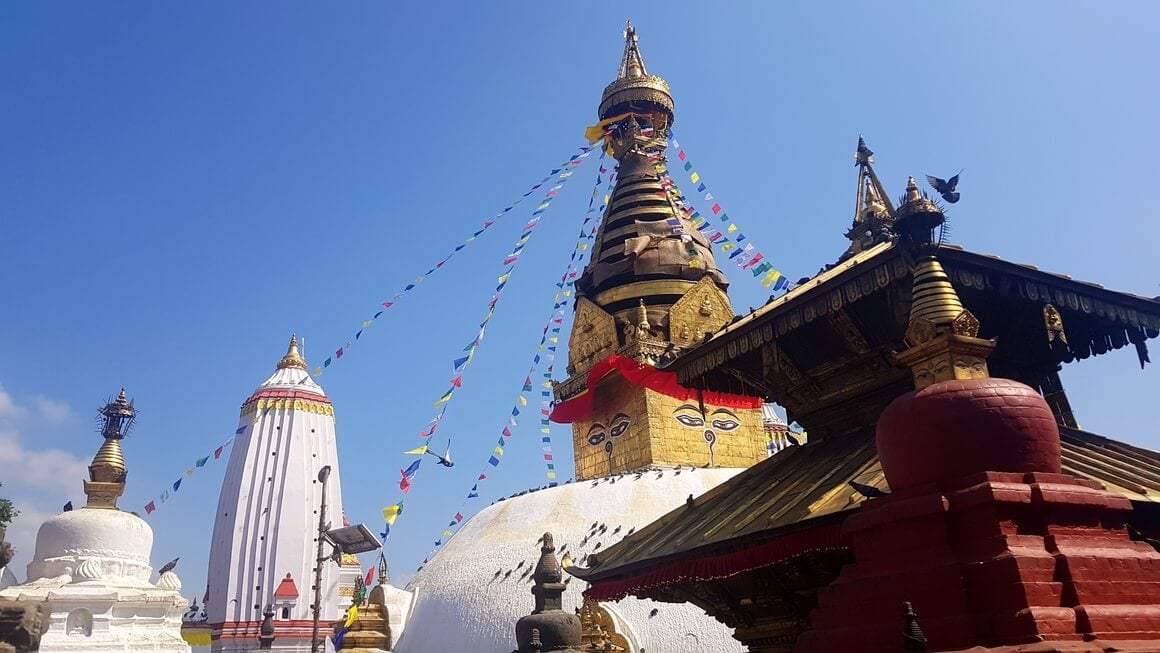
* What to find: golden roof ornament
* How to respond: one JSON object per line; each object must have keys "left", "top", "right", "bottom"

{"left": 85, "top": 389, "right": 136, "bottom": 509}
{"left": 599, "top": 21, "right": 674, "bottom": 121}
{"left": 896, "top": 256, "right": 994, "bottom": 390}
{"left": 277, "top": 335, "right": 308, "bottom": 371}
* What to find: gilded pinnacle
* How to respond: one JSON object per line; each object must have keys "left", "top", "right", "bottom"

{"left": 277, "top": 335, "right": 308, "bottom": 371}
{"left": 909, "top": 257, "right": 966, "bottom": 327}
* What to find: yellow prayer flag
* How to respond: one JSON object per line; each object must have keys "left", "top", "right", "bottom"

{"left": 363, "top": 320, "right": 373, "bottom": 328}
{"left": 518, "top": 396, "right": 528, "bottom": 406}
{"left": 579, "top": 243, "right": 588, "bottom": 251}
{"left": 549, "top": 337, "right": 558, "bottom": 343}
{"left": 443, "top": 530, "right": 452, "bottom": 538}
{"left": 498, "top": 272, "right": 511, "bottom": 284}
{"left": 184, "top": 469, "right": 194, "bottom": 477}
{"left": 546, "top": 472, "right": 557, "bottom": 479}
{"left": 382, "top": 502, "right": 403, "bottom": 525}
{"left": 722, "top": 243, "right": 735, "bottom": 252}
{"left": 727, "top": 224, "right": 738, "bottom": 233}
{"left": 584, "top": 112, "right": 632, "bottom": 143}
{"left": 541, "top": 428, "right": 550, "bottom": 434}
{"left": 343, "top": 605, "right": 358, "bottom": 628}
{"left": 494, "top": 446, "right": 504, "bottom": 456}
{"left": 761, "top": 269, "right": 782, "bottom": 288}
{"left": 690, "top": 172, "right": 700, "bottom": 184}
{"left": 404, "top": 445, "right": 429, "bottom": 455}
{"left": 313, "top": 367, "right": 323, "bottom": 377}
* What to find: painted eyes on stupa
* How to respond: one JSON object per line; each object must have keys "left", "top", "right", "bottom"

{"left": 586, "top": 424, "right": 607, "bottom": 446}
{"left": 609, "top": 414, "right": 631, "bottom": 438}
{"left": 710, "top": 417, "right": 740, "bottom": 432}
{"left": 674, "top": 414, "right": 704, "bottom": 428}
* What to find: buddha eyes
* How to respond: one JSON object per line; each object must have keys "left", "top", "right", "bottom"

{"left": 675, "top": 414, "right": 704, "bottom": 428}
{"left": 610, "top": 418, "right": 630, "bottom": 438}
{"left": 587, "top": 431, "right": 606, "bottom": 446}
{"left": 711, "top": 418, "right": 740, "bottom": 432}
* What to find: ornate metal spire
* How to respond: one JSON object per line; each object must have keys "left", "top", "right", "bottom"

{"left": 897, "top": 255, "right": 994, "bottom": 390}
{"left": 617, "top": 21, "right": 647, "bottom": 79}
{"left": 85, "top": 389, "right": 135, "bottom": 509}
{"left": 276, "top": 335, "right": 307, "bottom": 371}
{"left": 843, "top": 136, "right": 896, "bottom": 258}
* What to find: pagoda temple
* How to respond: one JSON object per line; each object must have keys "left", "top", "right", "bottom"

{"left": 568, "top": 145, "right": 1160, "bottom": 651}
{"left": 203, "top": 337, "right": 360, "bottom": 651}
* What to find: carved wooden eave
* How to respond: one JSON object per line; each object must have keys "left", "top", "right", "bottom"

{"left": 664, "top": 241, "right": 1160, "bottom": 435}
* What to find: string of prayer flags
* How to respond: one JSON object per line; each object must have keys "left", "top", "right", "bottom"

{"left": 413, "top": 162, "right": 617, "bottom": 573}
{"left": 310, "top": 144, "right": 596, "bottom": 380}
{"left": 380, "top": 149, "right": 599, "bottom": 545}
{"left": 142, "top": 434, "right": 237, "bottom": 517}
{"left": 399, "top": 459, "right": 421, "bottom": 494}
{"left": 663, "top": 136, "right": 791, "bottom": 292}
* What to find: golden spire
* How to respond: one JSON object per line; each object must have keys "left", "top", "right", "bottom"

{"left": 84, "top": 389, "right": 135, "bottom": 509}
{"left": 904, "top": 176, "right": 922, "bottom": 203}
{"left": 896, "top": 256, "right": 994, "bottom": 390}
{"left": 618, "top": 21, "right": 647, "bottom": 79}
{"left": 908, "top": 257, "right": 967, "bottom": 327}
{"left": 277, "top": 335, "right": 308, "bottom": 371}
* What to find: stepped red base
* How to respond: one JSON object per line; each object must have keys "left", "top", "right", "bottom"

{"left": 794, "top": 471, "right": 1160, "bottom": 653}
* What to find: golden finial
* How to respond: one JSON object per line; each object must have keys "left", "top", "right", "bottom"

{"left": 636, "top": 299, "right": 651, "bottom": 333}
{"left": 908, "top": 257, "right": 968, "bottom": 328}
{"left": 619, "top": 21, "right": 646, "bottom": 79}
{"left": 85, "top": 389, "right": 136, "bottom": 509}
{"left": 904, "top": 176, "right": 922, "bottom": 203}
{"left": 897, "top": 256, "right": 994, "bottom": 390}
{"left": 277, "top": 335, "right": 308, "bottom": 371}
{"left": 599, "top": 21, "right": 673, "bottom": 121}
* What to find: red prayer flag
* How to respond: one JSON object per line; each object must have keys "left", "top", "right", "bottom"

{"left": 365, "top": 568, "right": 375, "bottom": 587}
{"left": 454, "top": 512, "right": 464, "bottom": 523}
{"left": 145, "top": 501, "right": 156, "bottom": 514}
{"left": 336, "top": 348, "right": 344, "bottom": 359}
{"left": 711, "top": 203, "right": 722, "bottom": 215}
{"left": 678, "top": 150, "right": 687, "bottom": 161}
{"left": 214, "top": 445, "right": 224, "bottom": 459}
{"left": 382, "top": 301, "right": 394, "bottom": 308}
{"left": 544, "top": 454, "right": 554, "bottom": 461}
{"left": 450, "top": 375, "right": 463, "bottom": 388}
{"left": 477, "top": 473, "right": 487, "bottom": 480}
{"left": 399, "top": 473, "right": 412, "bottom": 494}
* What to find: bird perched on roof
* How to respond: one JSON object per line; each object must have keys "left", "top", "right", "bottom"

{"left": 62, "top": 501, "right": 73, "bottom": 512}
{"left": 926, "top": 171, "right": 962, "bottom": 203}
{"left": 848, "top": 480, "right": 889, "bottom": 499}
{"left": 158, "top": 558, "right": 180, "bottom": 575}
{"left": 649, "top": 608, "right": 659, "bottom": 618}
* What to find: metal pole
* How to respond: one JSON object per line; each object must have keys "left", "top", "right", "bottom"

{"left": 310, "top": 465, "right": 332, "bottom": 653}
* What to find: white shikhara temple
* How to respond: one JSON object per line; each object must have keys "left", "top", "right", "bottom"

{"left": 204, "top": 338, "right": 358, "bottom": 651}
{"left": 0, "top": 391, "right": 189, "bottom": 652}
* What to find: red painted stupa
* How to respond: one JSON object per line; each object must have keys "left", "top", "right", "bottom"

{"left": 796, "top": 254, "right": 1160, "bottom": 652}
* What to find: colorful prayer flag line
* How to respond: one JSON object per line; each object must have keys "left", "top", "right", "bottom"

{"left": 141, "top": 436, "right": 236, "bottom": 518}
{"left": 310, "top": 144, "right": 597, "bottom": 380}
{"left": 662, "top": 135, "right": 791, "bottom": 293}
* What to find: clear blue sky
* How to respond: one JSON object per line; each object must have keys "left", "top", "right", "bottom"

{"left": 2, "top": 2, "right": 1158, "bottom": 598}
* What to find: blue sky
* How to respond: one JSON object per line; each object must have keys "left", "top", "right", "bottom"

{"left": 2, "top": 2, "right": 1158, "bottom": 598}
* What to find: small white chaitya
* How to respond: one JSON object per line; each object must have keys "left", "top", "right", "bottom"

{"left": 204, "top": 337, "right": 357, "bottom": 651}
{"left": 0, "top": 390, "right": 190, "bottom": 652}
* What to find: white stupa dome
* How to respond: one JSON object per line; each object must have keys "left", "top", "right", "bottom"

{"left": 27, "top": 507, "right": 155, "bottom": 587}
{"left": 395, "top": 468, "right": 746, "bottom": 653}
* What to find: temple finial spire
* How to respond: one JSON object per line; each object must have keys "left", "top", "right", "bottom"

{"left": 618, "top": 21, "right": 647, "bottom": 79}
{"left": 85, "top": 389, "right": 136, "bottom": 509}
{"left": 277, "top": 334, "right": 307, "bottom": 371}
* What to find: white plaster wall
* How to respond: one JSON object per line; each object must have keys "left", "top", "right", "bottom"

{"left": 206, "top": 379, "right": 346, "bottom": 642}
{"left": 394, "top": 469, "right": 745, "bottom": 653}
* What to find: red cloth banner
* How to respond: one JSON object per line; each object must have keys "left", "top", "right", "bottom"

{"left": 549, "top": 354, "right": 762, "bottom": 424}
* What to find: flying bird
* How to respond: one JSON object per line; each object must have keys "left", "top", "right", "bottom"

{"left": 424, "top": 440, "right": 454, "bottom": 467}
{"left": 848, "top": 480, "right": 889, "bottom": 499}
{"left": 158, "top": 558, "right": 180, "bottom": 575}
{"left": 926, "top": 171, "right": 962, "bottom": 203}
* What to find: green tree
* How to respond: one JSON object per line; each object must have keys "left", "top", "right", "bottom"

{"left": 0, "top": 482, "right": 16, "bottom": 568}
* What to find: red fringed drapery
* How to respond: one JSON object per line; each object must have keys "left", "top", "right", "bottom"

{"left": 582, "top": 523, "right": 849, "bottom": 602}
{"left": 549, "top": 354, "right": 762, "bottom": 424}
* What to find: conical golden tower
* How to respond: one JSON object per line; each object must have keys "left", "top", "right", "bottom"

{"left": 84, "top": 389, "right": 135, "bottom": 509}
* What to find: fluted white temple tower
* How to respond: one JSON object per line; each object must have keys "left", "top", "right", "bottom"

{"left": 205, "top": 337, "right": 358, "bottom": 652}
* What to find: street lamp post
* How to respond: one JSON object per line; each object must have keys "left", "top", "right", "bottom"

{"left": 309, "top": 465, "right": 332, "bottom": 653}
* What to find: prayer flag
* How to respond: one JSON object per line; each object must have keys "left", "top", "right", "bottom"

{"left": 690, "top": 172, "right": 700, "bottom": 183}
{"left": 399, "top": 475, "right": 412, "bottom": 494}
{"left": 434, "top": 388, "right": 454, "bottom": 407}
{"left": 184, "top": 468, "right": 194, "bottom": 477}
{"left": 160, "top": 491, "right": 169, "bottom": 503}
{"left": 711, "top": 203, "right": 722, "bottom": 215}
{"left": 454, "top": 512, "right": 464, "bottom": 523}
{"left": 173, "top": 479, "right": 182, "bottom": 492}
{"left": 453, "top": 356, "right": 469, "bottom": 371}
{"left": 478, "top": 473, "right": 487, "bottom": 480}
{"left": 502, "top": 426, "right": 512, "bottom": 437}
{"left": 145, "top": 501, "right": 156, "bottom": 514}
{"left": 195, "top": 456, "right": 209, "bottom": 468}
{"left": 365, "top": 568, "right": 375, "bottom": 587}
{"left": 403, "top": 460, "right": 421, "bottom": 477}
{"left": 518, "top": 396, "right": 528, "bottom": 406}
{"left": 697, "top": 182, "right": 706, "bottom": 192}
{"left": 488, "top": 455, "right": 500, "bottom": 466}
{"left": 494, "top": 446, "right": 504, "bottom": 456}
{"left": 382, "top": 502, "right": 403, "bottom": 525}
{"left": 235, "top": 426, "right": 247, "bottom": 435}
{"left": 404, "top": 445, "right": 429, "bottom": 455}
{"left": 381, "top": 524, "right": 391, "bottom": 540}
{"left": 214, "top": 446, "right": 225, "bottom": 459}
{"left": 742, "top": 253, "right": 764, "bottom": 269}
